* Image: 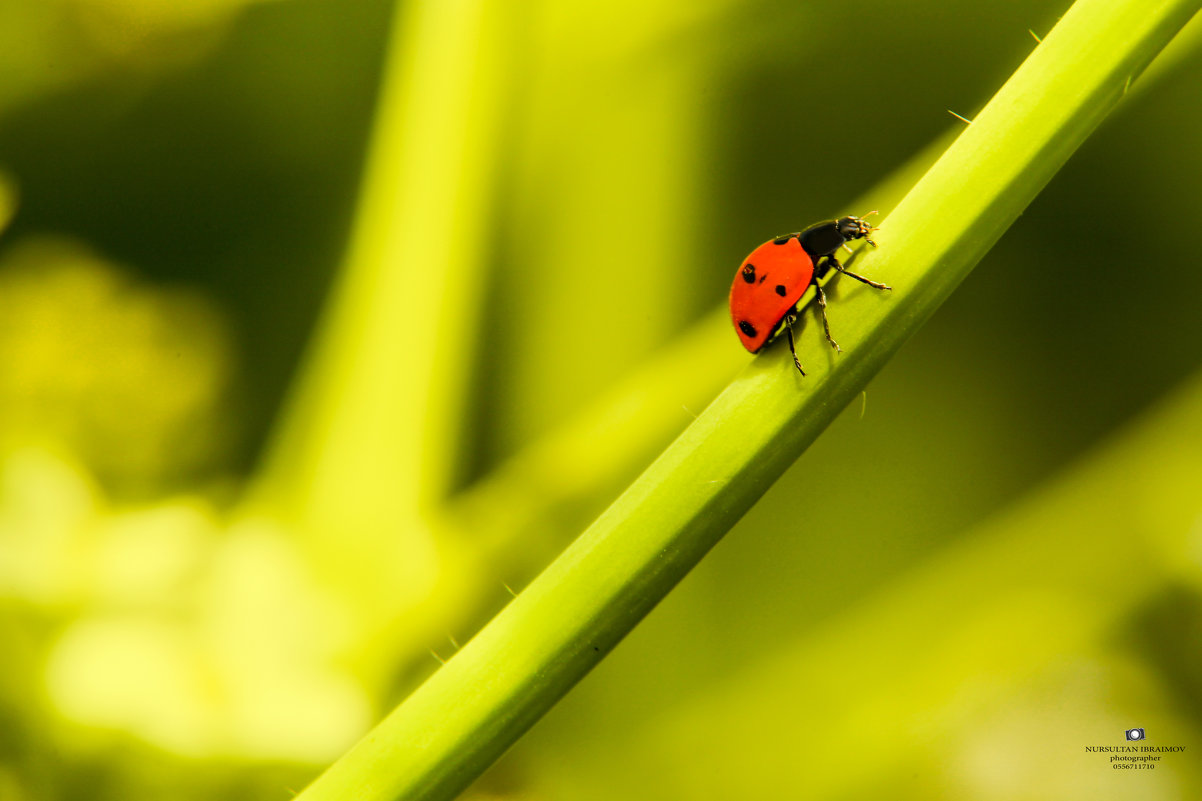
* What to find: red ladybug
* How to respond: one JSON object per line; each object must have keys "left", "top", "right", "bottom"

{"left": 729, "top": 212, "right": 890, "bottom": 376}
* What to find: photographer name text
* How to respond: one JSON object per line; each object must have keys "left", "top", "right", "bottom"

{"left": 1084, "top": 746, "right": 1185, "bottom": 753}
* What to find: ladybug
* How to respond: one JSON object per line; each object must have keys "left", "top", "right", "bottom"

{"left": 729, "top": 212, "right": 890, "bottom": 376}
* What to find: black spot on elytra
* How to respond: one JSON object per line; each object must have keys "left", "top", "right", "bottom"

{"left": 738, "top": 320, "right": 757, "bottom": 338}
{"left": 774, "top": 284, "right": 787, "bottom": 296}
{"left": 741, "top": 263, "right": 756, "bottom": 283}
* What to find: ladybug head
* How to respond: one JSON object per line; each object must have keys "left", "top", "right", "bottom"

{"left": 836, "top": 211, "right": 880, "bottom": 247}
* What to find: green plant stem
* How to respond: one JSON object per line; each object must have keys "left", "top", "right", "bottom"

{"left": 295, "top": 1, "right": 1201, "bottom": 799}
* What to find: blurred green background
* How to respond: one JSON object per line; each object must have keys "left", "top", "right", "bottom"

{"left": 1, "top": 0, "right": 1200, "bottom": 799}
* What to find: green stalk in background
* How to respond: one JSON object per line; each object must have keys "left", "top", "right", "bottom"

{"left": 296, "top": 0, "right": 1201, "bottom": 799}
{"left": 240, "top": 0, "right": 521, "bottom": 665}
{"left": 253, "top": 0, "right": 513, "bottom": 528}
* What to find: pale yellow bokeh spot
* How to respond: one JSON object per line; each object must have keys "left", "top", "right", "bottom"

{"left": 45, "top": 616, "right": 215, "bottom": 755}
{"left": 0, "top": 449, "right": 100, "bottom": 606}
{"left": 43, "top": 518, "right": 373, "bottom": 761}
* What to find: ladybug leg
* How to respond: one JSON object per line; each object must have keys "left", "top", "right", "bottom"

{"left": 812, "top": 278, "right": 841, "bottom": 353}
{"left": 783, "top": 316, "right": 806, "bottom": 376}
{"left": 843, "top": 234, "right": 878, "bottom": 251}
{"left": 829, "top": 258, "right": 892, "bottom": 291}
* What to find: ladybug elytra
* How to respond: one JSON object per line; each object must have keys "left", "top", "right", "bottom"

{"left": 729, "top": 212, "right": 890, "bottom": 376}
